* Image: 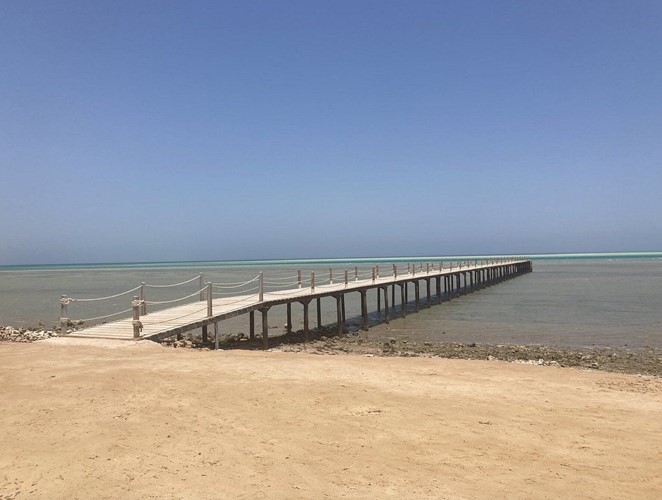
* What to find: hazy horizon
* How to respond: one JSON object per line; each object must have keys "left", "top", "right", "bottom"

{"left": 2, "top": 250, "right": 661, "bottom": 269}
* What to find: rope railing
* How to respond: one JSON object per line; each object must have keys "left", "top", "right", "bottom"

{"left": 263, "top": 274, "right": 299, "bottom": 282}
{"left": 144, "top": 275, "right": 201, "bottom": 289}
{"left": 263, "top": 283, "right": 297, "bottom": 291}
{"left": 212, "top": 275, "right": 261, "bottom": 289}
{"left": 69, "top": 285, "right": 142, "bottom": 303}
{"left": 76, "top": 307, "right": 135, "bottom": 324}
{"left": 144, "top": 305, "right": 209, "bottom": 326}
{"left": 263, "top": 278, "right": 298, "bottom": 285}
{"left": 144, "top": 287, "right": 206, "bottom": 306}
{"left": 267, "top": 287, "right": 310, "bottom": 296}
{"left": 213, "top": 284, "right": 260, "bottom": 296}
{"left": 214, "top": 284, "right": 260, "bottom": 291}
{"left": 213, "top": 293, "right": 260, "bottom": 307}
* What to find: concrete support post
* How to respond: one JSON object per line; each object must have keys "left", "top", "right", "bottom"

{"left": 335, "top": 296, "right": 343, "bottom": 335}
{"left": 132, "top": 295, "right": 141, "bottom": 339}
{"left": 140, "top": 283, "right": 147, "bottom": 315}
{"left": 361, "top": 291, "right": 369, "bottom": 330}
{"left": 400, "top": 284, "right": 406, "bottom": 317}
{"left": 302, "top": 300, "right": 310, "bottom": 342}
{"left": 286, "top": 302, "right": 292, "bottom": 334}
{"left": 261, "top": 308, "right": 269, "bottom": 350}
{"left": 202, "top": 282, "right": 211, "bottom": 318}
{"left": 60, "top": 295, "right": 69, "bottom": 333}
{"left": 341, "top": 294, "right": 346, "bottom": 323}
{"left": 383, "top": 287, "right": 389, "bottom": 324}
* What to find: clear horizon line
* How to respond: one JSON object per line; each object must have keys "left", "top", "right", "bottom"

{"left": 2, "top": 250, "right": 662, "bottom": 269}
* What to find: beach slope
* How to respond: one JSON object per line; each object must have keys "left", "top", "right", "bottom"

{"left": 1, "top": 340, "right": 661, "bottom": 499}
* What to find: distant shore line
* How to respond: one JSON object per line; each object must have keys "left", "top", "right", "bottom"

{"left": 1, "top": 251, "right": 661, "bottom": 272}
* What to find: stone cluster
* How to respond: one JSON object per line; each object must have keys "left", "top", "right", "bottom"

{"left": 0, "top": 326, "right": 59, "bottom": 342}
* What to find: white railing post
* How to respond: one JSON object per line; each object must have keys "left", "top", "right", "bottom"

{"left": 297, "top": 270, "right": 302, "bottom": 289}
{"left": 207, "top": 282, "right": 213, "bottom": 317}
{"left": 329, "top": 268, "right": 333, "bottom": 285}
{"left": 407, "top": 263, "right": 410, "bottom": 274}
{"left": 132, "top": 296, "right": 142, "bottom": 339}
{"left": 60, "top": 295, "right": 69, "bottom": 333}
{"left": 372, "top": 267, "right": 376, "bottom": 283}
{"left": 140, "top": 282, "right": 147, "bottom": 315}
{"left": 413, "top": 264, "right": 416, "bottom": 276}
{"left": 354, "top": 266, "right": 358, "bottom": 281}
{"left": 259, "top": 272, "right": 264, "bottom": 302}
{"left": 199, "top": 273, "right": 204, "bottom": 301}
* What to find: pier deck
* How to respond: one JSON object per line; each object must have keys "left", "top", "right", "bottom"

{"left": 64, "top": 259, "right": 532, "bottom": 348}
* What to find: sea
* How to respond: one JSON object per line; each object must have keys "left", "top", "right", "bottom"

{"left": 1, "top": 252, "right": 661, "bottom": 349}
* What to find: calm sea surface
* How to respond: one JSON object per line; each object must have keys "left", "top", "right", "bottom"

{"left": 1, "top": 253, "right": 661, "bottom": 348}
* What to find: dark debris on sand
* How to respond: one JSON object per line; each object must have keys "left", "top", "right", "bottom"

{"left": 160, "top": 325, "right": 662, "bottom": 377}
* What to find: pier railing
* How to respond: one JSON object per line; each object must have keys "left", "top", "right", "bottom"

{"left": 60, "top": 257, "right": 530, "bottom": 338}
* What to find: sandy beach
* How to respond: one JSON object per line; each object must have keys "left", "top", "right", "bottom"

{"left": 1, "top": 339, "right": 661, "bottom": 499}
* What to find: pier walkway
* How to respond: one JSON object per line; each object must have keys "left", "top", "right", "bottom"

{"left": 61, "top": 259, "right": 532, "bottom": 349}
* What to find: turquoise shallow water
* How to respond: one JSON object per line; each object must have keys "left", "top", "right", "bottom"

{"left": 1, "top": 253, "right": 661, "bottom": 348}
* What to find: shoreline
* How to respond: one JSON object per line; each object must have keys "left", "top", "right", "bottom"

{"left": 4, "top": 324, "right": 660, "bottom": 376}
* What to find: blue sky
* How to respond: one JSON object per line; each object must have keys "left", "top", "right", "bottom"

{"left": 1, "top": 1, "right": 661, "bottom": 264}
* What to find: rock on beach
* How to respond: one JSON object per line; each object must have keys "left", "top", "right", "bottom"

{"left": 0, "top": 326, "right": 58, "bottom": 343}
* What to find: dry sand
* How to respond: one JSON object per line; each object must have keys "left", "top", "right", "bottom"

{"left": 1, "top": 339, "right": 661, "bottom": 499}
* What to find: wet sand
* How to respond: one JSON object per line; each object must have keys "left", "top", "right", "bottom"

{"left": 1, "top": 339, "right": 661, "bottom": 499}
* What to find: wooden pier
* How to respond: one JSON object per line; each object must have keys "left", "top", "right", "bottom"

{"left": 60, "top": 259, "right": 532, "bottom": 348}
